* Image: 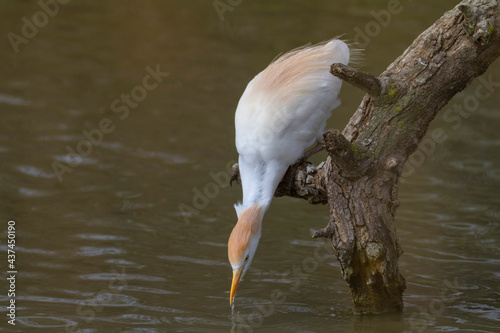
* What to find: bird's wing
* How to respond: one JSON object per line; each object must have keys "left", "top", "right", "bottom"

{"left": 235, "top": 39, "right": 350, "bottom": 166}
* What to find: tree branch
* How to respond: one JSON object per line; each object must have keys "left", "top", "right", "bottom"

{"left": 323, "top": 129, "right": 371, "bottom": 180}
{"left": 274, "top": 161, "right": 328, "bottom": 204}
{"left": 330, "top": 63, "right": 384, "bottom": 97}
{"left": 270, "top": 0, "right": 500, "bottom": 314}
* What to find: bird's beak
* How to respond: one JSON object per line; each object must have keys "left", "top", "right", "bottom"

{"left": 230, "top": 267, "right": 244, "bottom": 305}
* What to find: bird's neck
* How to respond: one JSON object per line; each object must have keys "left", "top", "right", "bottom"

{"left": 234, "top": 200, "right": 269, "bottom": 220}
{"left": 236, "top": 156, "right": 289, "bottom": 218}
{"left": 235, "top": 203, "right": 264, "bottom": 234}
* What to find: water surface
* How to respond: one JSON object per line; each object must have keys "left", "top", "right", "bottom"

{"left": 0, "top": 1, "right": 499, "bottom": 332}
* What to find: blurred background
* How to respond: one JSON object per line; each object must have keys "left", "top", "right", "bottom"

{"left": 0, "top": 0, "right": 499, "bottom": 332}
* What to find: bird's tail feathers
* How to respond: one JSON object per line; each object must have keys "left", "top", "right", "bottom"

{"left": 340, "top": 39, "right": 364, "bottom": 68}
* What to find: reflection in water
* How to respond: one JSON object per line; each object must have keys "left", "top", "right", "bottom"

{"left": 0, "top": 0, "right": 499, "bottom": 332}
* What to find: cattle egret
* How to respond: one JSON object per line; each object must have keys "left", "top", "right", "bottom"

{"left": 228, "top": 39, "right": 351, "bottom": 305}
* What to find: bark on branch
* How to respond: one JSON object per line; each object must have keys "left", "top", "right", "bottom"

{"left": 323, "top": 129, "right": 371, "bottom": 180}
{"left": 274, "top": 160, "right": 328, "bottom": 204}
{"left": 330, "top": 63, "right": 384, "bottom": 97}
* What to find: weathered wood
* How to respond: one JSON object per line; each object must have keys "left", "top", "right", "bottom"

{"left": 274, "top": 160, "right": 328, "bottom": 205}
{"left": 330, "top": 63, "right": 384, "bottom": 97}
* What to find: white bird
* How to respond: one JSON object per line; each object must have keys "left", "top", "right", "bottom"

{"left": 228, "top": 39, "right": 351, "bottom": 305}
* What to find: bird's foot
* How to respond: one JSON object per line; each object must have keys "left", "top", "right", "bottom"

{"left": 230, "top": 163, "right": 240, "bottom": 186}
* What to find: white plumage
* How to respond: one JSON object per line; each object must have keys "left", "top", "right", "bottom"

{"left": 228, "top": 39, "right": 351, "bottom": 305}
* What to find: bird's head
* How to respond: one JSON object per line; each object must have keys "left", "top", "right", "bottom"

{"left": 228, "top": 203, "right": 264, "bottom": 305}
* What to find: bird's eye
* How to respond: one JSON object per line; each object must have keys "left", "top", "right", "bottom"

{"left": 244, "top": 256, "right": 249, "bottom": 262}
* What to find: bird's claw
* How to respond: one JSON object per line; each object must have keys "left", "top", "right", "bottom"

{"left": 230, "top": 163, "right": 241, "bottom": 186}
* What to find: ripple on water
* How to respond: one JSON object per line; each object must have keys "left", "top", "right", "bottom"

{"left": 77, "top": 246, "right": 126, "bottom": 257}
{"left": 197, "top": 241, "right": 226, "bottom": 247}
{"left": 158, "top": 255, "right": 226, "bottom": 266}
{"left": 120, "top": 328, "right": 165, "bottom": 333}
{"left": 18, "top": 187, "right": 57, "bottom": 198}
{"left": 399, "top": 191, "right": 440, "bottom": 203}
{"left": 453, "top": 302, "right": 500, "bottom": 321}
{"left": 487, "top": 167, "right": 500, "bottom": 180}
{"left": 280, "top": 304, "right": 313, "bottom": 313}
{"left": 52, "top": 154, "right": 98, "bottom": 166}
{"left": 91, "top": 293, "right": 138, "bottom": 307}
{"left": 174, "top": 316, "right": 217, "bottom": 326}
{"left": 450, "top": 159, "right": 493, "bottom": 173}
{"left": 444, "top": 221, "right": 485, "bottom": 232}
{"left": 131, "top": 148, "right": 189, "bottom": 164}
{"left": 36, "top": 134, "right": 85, "bottom": 142}
{"left": 0, "top": 93, "right": 31, "bottom": 106}
{"left": 102, "top": 314, "right": 162, "bottom": 325}
{"left": 485, "top": 208, "right": 500, "bottom": 220}
{"left": 76, "top": 233, "right": 129, "bottom": 241}
{"left": 18, "top": 295, "right": 82, "bottom": 305}
{"left": 457, "top": 204, "right": 490, "bottom": 213}
{"left": 397, "top": 209, "right": 450, "bottom": 223}
{"left": 15, "top": 246, "right": 57, "bottom": 255}
{"left": 105, "top": 259, "right": 139, "bottom": 266}
{"left": 290, "top": 239, "right": 327, "bottom": 247}
{"left": 16, "top": 165, "right": 55, "bottom": 179}
{"left": 79, "top": 272, "right": 166, "bottom": 282}
{"left": 402, "top": 175, "right": 445, "bottom": 187}
{"left": 100, "top": 141, "right": 126, "bottom": 150}
{"left": 16, "top": 316, "right": 78, "bottom": 328}
{"left": 100, "top": 141, "right": 189, "bottom": 165}
{"left": 115, "top": 190, "right": 144, "bottom": 199}
{"left": 31, "top": 261, "right": 67, "bottom": 269}
{"left": 124, "top": 285, "right": 180, "bottom": 295}
{"left": 135, "top": 305, "right": 185, "bottom": 314}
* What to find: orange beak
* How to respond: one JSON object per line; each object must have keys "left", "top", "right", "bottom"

{"left": 230, "top": 267, "right": 244, "bottom": 305}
